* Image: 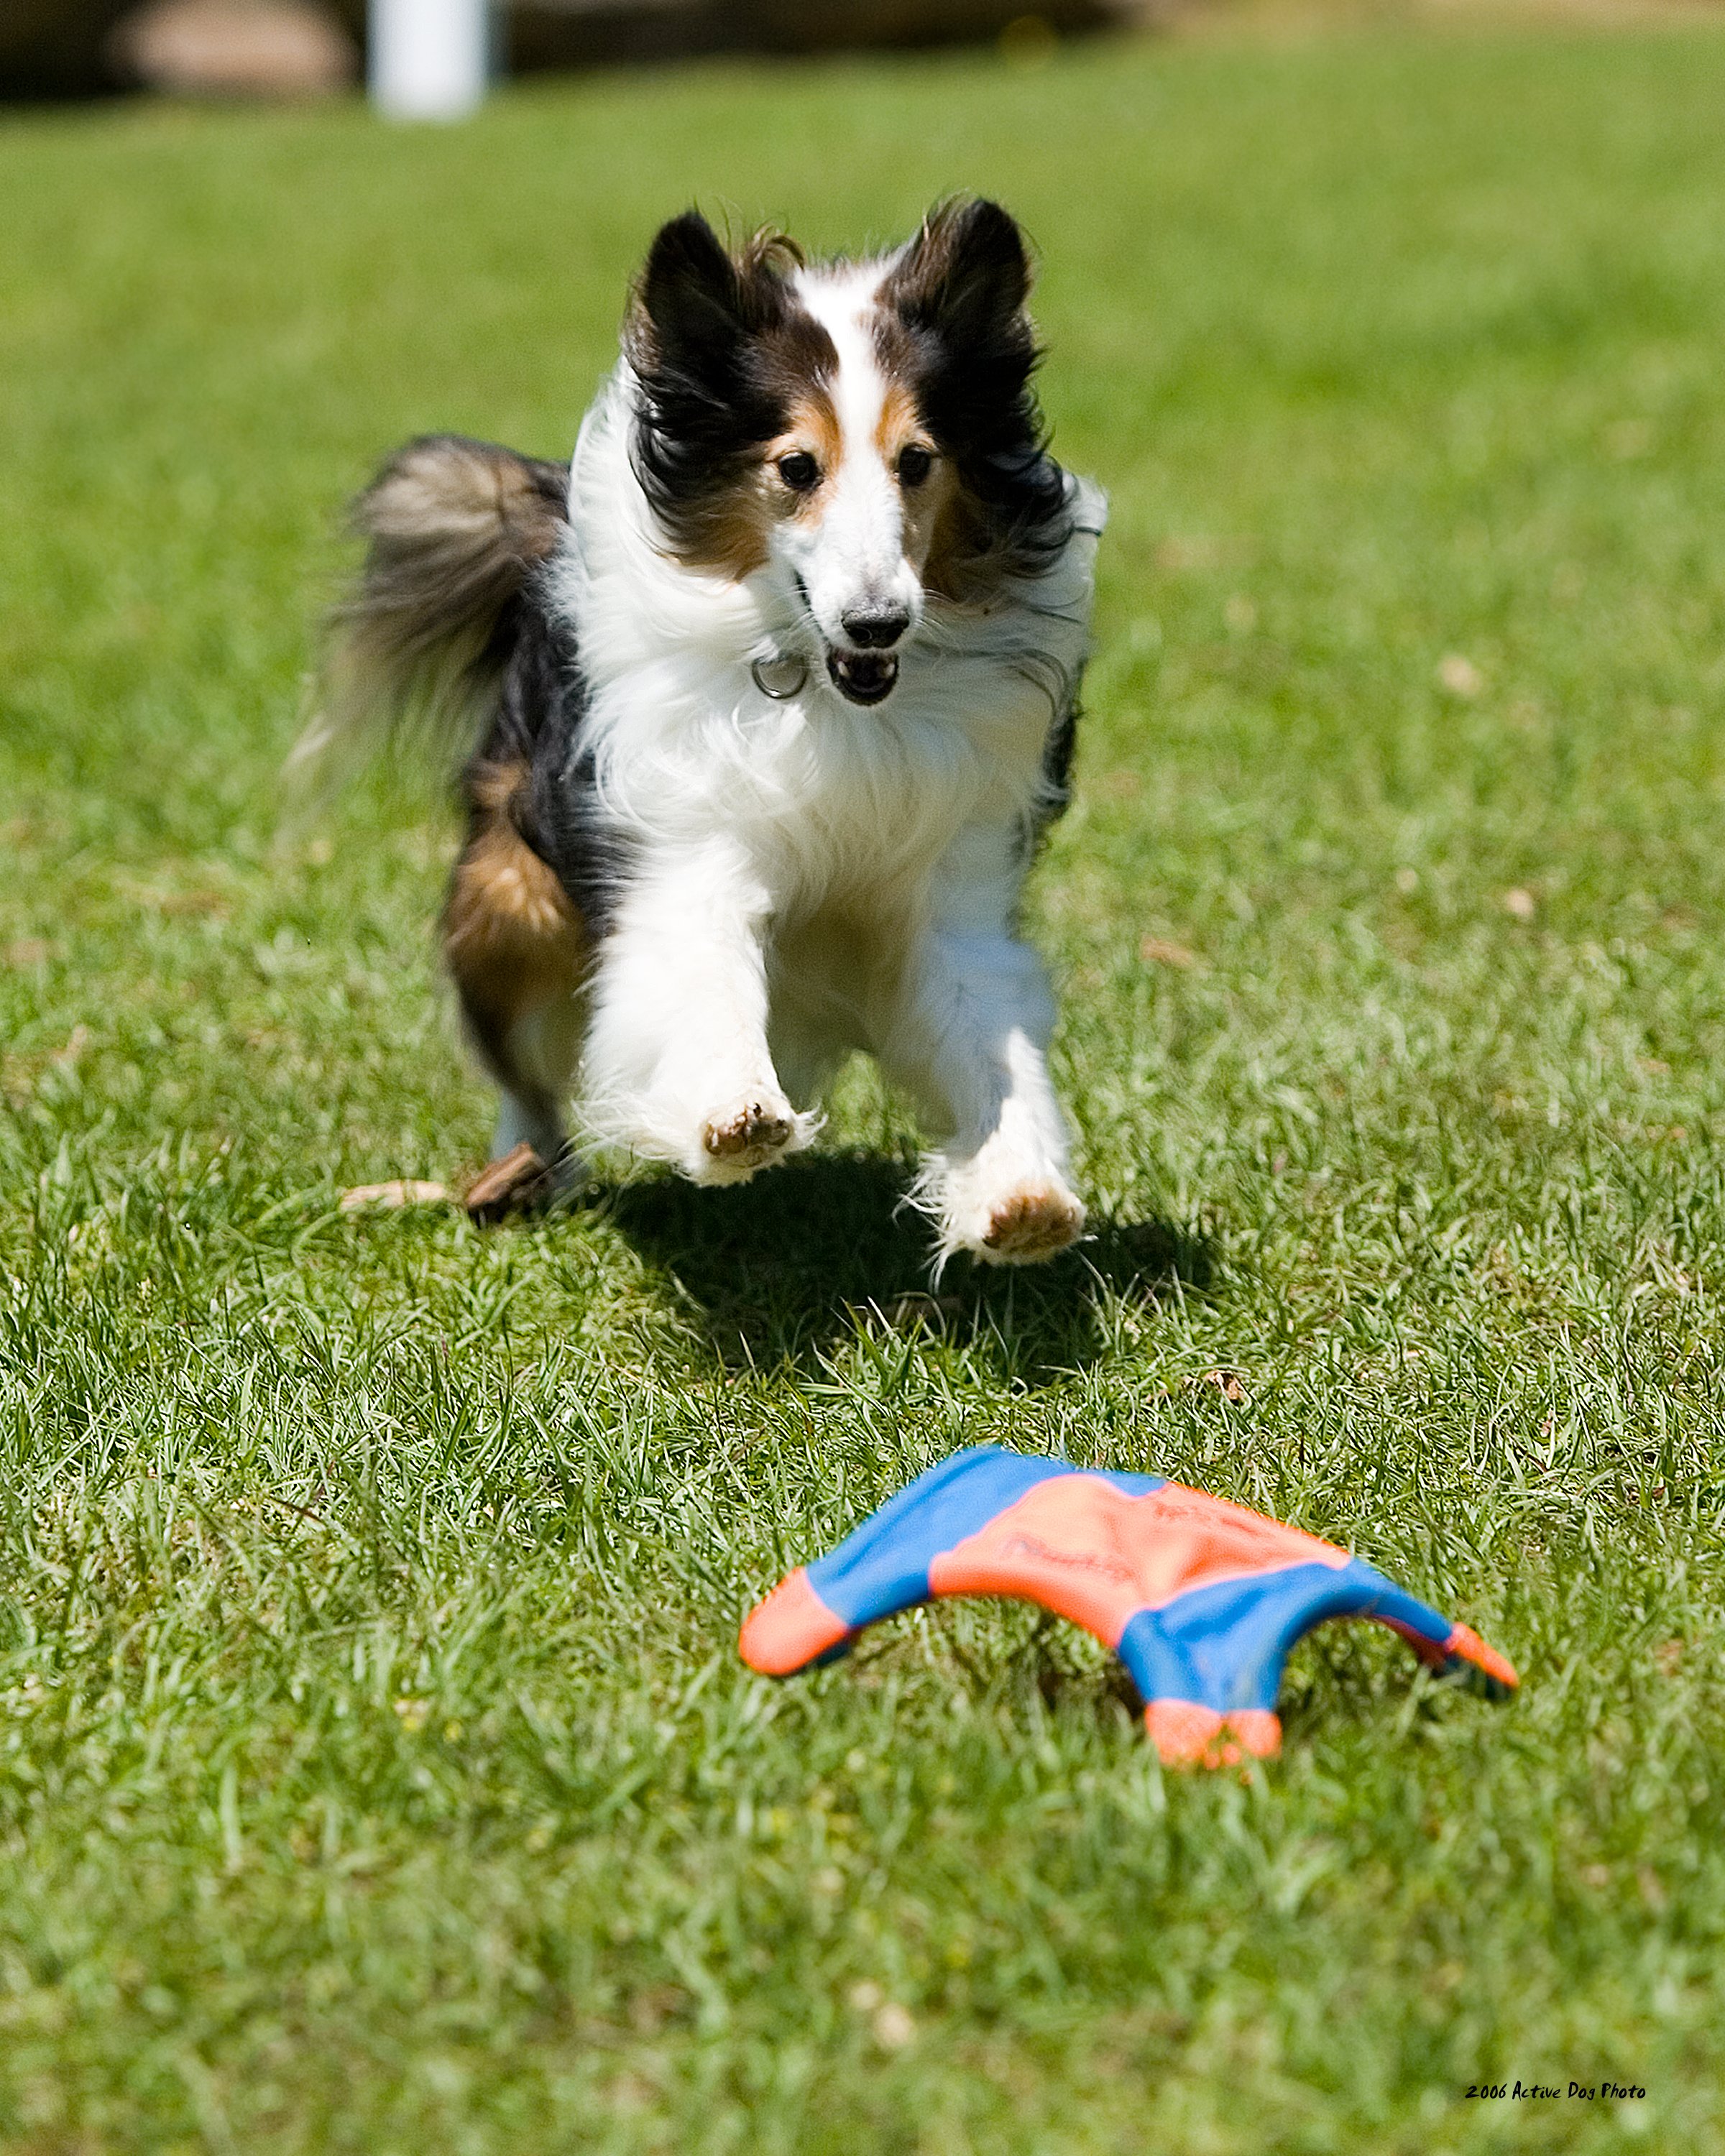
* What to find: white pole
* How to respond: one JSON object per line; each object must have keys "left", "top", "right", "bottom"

{"left": 370, "top": 0, "right": 490, "bottom": 122}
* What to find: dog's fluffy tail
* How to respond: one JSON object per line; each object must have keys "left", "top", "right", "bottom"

{"left": 293, "top": 435, "right": 569, "bottom": 778}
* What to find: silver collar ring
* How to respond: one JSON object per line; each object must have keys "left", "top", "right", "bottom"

{"left": 751, "top": 654, "right": 809, "bottom": 701}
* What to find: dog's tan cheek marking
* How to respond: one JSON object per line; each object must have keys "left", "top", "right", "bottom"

{"left": 871, "top": 377, "right": 949, "bottom": 573}
{"left": 672, "top": 489, "right": 773, "bottom": 579}
{"left": 665, "top": 323, "right": 840, "bottom": 574}
{"left": 902, "top": 461, "right": 956, "bottom": 576}
{"left": 873, "top": 379, "right": 920, "bottom": 461}
{"left": 767, "top": 387, "right": 843, "bottom": 524}
{"left": 888, "top": 388, "right": 968, "bottom": 591}
{"left": 762, "top": 440, "right": 827, "bottom": 533}
{"left": 798, "top": 387, "right": 844, "bottom": 472}
{"left": 923, "top": 479, "right": 998, "bottom": 604}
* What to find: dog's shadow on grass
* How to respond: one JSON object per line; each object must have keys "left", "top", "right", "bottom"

{"left": 596, "top": 1151, "right": 1211, "bottom": 1381}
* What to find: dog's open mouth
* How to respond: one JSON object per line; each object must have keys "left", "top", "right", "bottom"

{"left": 825, "top": 648, "right": 899, "bottom": 706}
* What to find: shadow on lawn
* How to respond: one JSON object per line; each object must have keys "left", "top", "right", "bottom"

{"left": 595, "top": 1149, "right": 1211, "bottom": 1379}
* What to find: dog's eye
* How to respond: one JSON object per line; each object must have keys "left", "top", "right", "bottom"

{"left": 777, "top": 452, "right": 820, "bottom": 492}
{"left": 897, "top": 445, "right": 934, "bottom": 488}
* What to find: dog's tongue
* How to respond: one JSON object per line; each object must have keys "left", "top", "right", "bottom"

{"left": 827, "top": 650, "right": 898, "bottom": 706}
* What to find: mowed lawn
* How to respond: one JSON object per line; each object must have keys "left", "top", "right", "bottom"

{"left": 4, "top": 18, "right": 1725, "bottom": 2152}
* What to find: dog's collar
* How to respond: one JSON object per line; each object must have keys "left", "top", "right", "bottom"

{"left": 751, "top": 653, "right": 809, "bottom": 701}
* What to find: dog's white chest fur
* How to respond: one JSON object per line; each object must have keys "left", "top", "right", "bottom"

{"left": 551, "top": 365, "right": 1103, "bottom": 916}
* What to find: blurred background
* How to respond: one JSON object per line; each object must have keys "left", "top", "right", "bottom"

{"left": 4, "top": 0, "right": 1160, "bottom": 103}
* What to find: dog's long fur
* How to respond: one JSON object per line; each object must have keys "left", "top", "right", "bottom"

{"left": 314, "top": 200, "right": 1105, "bottom": 1265}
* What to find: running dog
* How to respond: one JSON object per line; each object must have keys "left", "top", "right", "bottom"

{"left": 311, "top": 199, "right": 1105, "bottom": 1265}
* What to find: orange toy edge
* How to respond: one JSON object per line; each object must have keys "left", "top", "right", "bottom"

{"left": 738, "top": 1568, "right": 852, "bottom": 1676}
{"left": 1382, "top": 1615, "right": 1519, "bottom": 1690}
{"left": 1144, "top": 1700, "right": 1283, "bottom": 1769}
{"left": 1444, "top": 1621, "right": 1519, "bottom": 1690}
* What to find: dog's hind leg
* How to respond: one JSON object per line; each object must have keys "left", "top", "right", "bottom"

{"left": 485, "top": 1000, "right": 583, "bottom": 1167}
{"left": 443, "top": 755, "right": 587, "bottom": 1189}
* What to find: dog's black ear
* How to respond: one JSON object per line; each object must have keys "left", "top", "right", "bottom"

{"left": 881, "top": 199, "right": 1067, "bottom": 581}
{"left": 883, "top": 198, "right": 1033, "bottom": 351}
{"left": 625, "top": 214, "right": 810, "bottom": 561}
{"left": 630, "top": 211, "right": 785, "bottom": 385}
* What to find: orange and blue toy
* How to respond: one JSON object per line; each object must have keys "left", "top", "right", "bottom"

{"left": 740, "top": 1447, "right": 1517, "bottom": 1767}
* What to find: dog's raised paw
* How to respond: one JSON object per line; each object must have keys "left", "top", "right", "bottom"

{"left": 699, "top": 1098, "right": 798, "bottom": 1180}
{"left": 977, "top": 1185, "right": 1085, "bottom": 1264}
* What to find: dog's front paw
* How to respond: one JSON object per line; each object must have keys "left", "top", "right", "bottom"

{"left": 931, "top": 1160, "right": 1086, "bottom": 1268}
{"left": 690, "top": 1092, "right": 808, "bottom": 1185}
{"left": 976, "top": 1183, "right": 1086, "bottom": 1263}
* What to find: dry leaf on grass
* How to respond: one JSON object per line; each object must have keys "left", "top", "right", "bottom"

{"left": 872, "top": 2001, "right": 916, "bottom": 2052}
{"left": 339, "top": 1179, "right": 451, "bottom": 1213}
{"left": 1140, "top": 936, "right": 1197, "bottom": 969}
{"left": 1438, "top": 654, "right": 1484, "bottom": 696}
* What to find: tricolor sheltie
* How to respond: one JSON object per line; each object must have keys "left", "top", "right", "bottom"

{"left": 312, "top": 199, "right": 1106, "bottom": 1266}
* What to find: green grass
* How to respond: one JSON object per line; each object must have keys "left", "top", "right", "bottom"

{"left": 4, "top": 17, "right": 1725, "bottom": 2150}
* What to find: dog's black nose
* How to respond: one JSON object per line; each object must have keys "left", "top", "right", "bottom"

{"left": 840, "top": 607, "right": 910, "bottom": 650}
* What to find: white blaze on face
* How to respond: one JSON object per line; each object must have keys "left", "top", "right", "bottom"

{"left": 780, "top": 267, "right": 923, "bottom": 653}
